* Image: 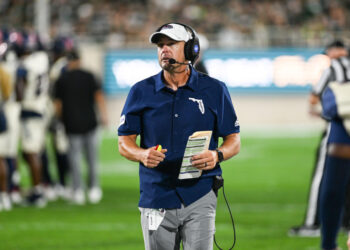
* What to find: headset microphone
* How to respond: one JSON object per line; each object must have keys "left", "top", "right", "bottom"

{"left": 168, "top": 58, "right": 190, "bottom": 65}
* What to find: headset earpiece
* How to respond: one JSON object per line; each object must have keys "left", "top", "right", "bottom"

{"left": 155, "top": 22, "right": 200, "bottom": 64}
{"left": 184, "top": 30, "right": 200, "bottom": 64}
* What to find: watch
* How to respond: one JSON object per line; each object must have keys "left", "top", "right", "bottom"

{"left": 215, "top": 149, "right": 224, "bottom": 163}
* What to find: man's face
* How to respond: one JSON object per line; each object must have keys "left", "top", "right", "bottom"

{"left": 327, "top": 47, "right": 348, "bottom": 59}
{"left": 156, "top": 35, "right": 186, "bottom": 71}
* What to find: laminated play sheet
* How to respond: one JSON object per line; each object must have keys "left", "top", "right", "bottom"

{"left": 178, "top": 131, "right": 212, "bottom": 180}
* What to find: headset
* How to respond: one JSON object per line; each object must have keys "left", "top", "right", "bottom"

{"left": 155, "top": 22, "right": 200, "bottom": 64}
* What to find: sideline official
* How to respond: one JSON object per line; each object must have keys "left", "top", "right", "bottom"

{"left": 289, "top": 41, "right": 350, "bottom": 237}
{"left": 316, "top": 53, "right": 350, "bottom": 249}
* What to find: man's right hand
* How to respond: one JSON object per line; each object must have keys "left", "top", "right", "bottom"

{"left": 141, "top": 147, "right": 167, "bottom": 168}
{"left": 309, "top": 104, "right": 322, "bottom": 117}
{"left": 308, "top": 94, "right": 321, "bottom": 117}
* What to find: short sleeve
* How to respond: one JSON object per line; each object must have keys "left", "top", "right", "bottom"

{"left": 321, "top": 87, "right": 338, "bottom": 121}
{"left": 90, "top": 73, "right": 101, "bottom": 92}
{"left": 53, "top": 76, "right": 62, "bottom": 100}
{"left": 312, "top": 68, "right": 331, "bottom": 96}
{"left": 217, "top": 84, "right": 240, "bottom": 137}
{"left": 118, "top": 85, "right": 142, "bottom": 136}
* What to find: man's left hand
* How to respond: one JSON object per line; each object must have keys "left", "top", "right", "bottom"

{"left": 191, "top": 150, "right": 218, "bottom": 170}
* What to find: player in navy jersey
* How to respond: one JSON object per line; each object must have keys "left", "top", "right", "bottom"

{"left": 118, "top": 23, "right": 240, "bottom": 250}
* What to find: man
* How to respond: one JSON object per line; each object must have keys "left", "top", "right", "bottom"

{"left": 319, "top": 75, "right": 350, "bottom": 249}
{"left": 54, "top": 50, "right": 108, "bottom": 205}
{"left": 16, "top": 31, "right": 50, "bottom": 207}
{"left": 0, "top": 48, "right": 13, "bottom": 211}
{"left": 40, "top": 37, "right": 75, "bottom": 202}
{"left": 43, "top": 36, "right": 74, "bottom": 200}
{"left": 118, "top": 23, "right": 240, "bottom": 250}
{"left": 289, "top": 40, "right": 350, "bottom": 237}
{"left": 0, "top": 29, "right": 22, "bottom": 205}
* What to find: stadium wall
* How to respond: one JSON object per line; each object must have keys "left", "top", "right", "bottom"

{"left": 78, "top": 46, "right": 326, "bottom": 132}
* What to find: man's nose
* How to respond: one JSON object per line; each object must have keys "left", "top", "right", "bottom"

{"left": 161, "top": 44, "right": 171, "bottom": 52}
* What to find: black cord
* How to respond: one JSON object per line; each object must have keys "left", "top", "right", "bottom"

{"left": 214, "top": 184, "right": 236, "bottom": 250}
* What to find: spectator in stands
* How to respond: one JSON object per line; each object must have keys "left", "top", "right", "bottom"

{"left": 2, "top": 0, "right": 350, "bottom": 49}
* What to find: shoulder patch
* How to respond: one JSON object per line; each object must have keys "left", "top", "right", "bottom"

{"left": 119, "top": 114, "right": 125, "bottom": 127}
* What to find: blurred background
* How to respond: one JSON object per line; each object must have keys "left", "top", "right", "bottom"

{"left": 2, "top": 0, "right": 348, "bottom": 48}
{"left": 1, "top": 0, "right": 350, "bottom": 249}
{"left": 1, "top": 0, "right": 349, "bottom": 132}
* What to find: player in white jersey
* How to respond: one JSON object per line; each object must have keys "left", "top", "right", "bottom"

{"left": 15, "top": 31, "right": 49, "bottom": 207}
{"left": 0, "top": 35, "right": 13, "bottom": 211}
{"left": 41, "top": 36, "right": 73, "bottom": 200}
{"left": 1, "top": 31, "right": 22, "bottom": 204}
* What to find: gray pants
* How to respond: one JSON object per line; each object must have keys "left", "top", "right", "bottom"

{"left": 140, "top": 190, "right": 217, "bottom": 250}
{"left": 67, "top": 128, "right": 99, "bottom": 190}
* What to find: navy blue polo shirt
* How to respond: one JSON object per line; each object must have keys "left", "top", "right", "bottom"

{"left": 118, "top": 67, "right": 240, "bottom": 209}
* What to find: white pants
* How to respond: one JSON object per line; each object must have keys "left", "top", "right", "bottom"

{"left": 0, "top": 102, "right": 20, "bottom": 157}
{"left": 21, "top": 117, "right": 46, "bottom": 154}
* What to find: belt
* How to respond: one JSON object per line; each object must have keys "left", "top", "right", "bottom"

{"left": 328, "top": 144, "right": 350, "bottom": 159}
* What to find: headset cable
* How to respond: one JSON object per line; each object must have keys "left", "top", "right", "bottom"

{"left": 214, "top": 182, "right": 236, "bottom": 250}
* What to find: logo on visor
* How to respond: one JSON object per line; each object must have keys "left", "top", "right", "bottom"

{"left": 161, "top": 24, "right": 173, "bottom": 30}
{"left": 119, "top": 114, "right": 125, "bottom": 127}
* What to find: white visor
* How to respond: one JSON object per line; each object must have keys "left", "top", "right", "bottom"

{"left": 149, "top": 23, "right": 192, "bottom": 43}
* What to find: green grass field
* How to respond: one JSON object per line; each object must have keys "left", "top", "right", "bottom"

{"left": 0, "top": 130, "right": 348, "bottom": 250}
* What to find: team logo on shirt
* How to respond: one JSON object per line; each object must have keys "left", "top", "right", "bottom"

{"left": 119, "top": 114, "right": 125, "bottom": 127}
{"left": 235, "top": 120, "right": 240, "bottom": 127}
{"left": 189, "top": 97, "right": 205, "bottom": 114}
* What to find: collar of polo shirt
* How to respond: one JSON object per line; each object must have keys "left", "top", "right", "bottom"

{"left": 155, "top": 65, "right": 199, "bottom": 92}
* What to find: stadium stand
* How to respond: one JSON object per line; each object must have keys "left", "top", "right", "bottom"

{"left": 0, "top": 0, "right": 349, "bottom": 49}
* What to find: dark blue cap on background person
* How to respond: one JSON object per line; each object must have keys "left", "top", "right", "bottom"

{"left": 66, "top": 50, "right": 80, "bottom": 61}
{"left": 52, "top": 36, "right": 74, "bottom": 56}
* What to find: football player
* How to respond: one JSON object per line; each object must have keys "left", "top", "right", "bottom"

{"left": 2, "top": 29, "right": 22, "bottom": 205}
{"left": 15, "top": 30, "right": 50, "bottom": 207}
{"left": 0, "top": 33, "right": 13, "bottom": 211}
{"left": 45, "top": 36, "right": 74, "bottom": 199}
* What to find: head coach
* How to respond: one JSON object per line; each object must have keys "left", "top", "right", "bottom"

{"left": 118, "top": 22, "right": 241, "bottom": 250}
